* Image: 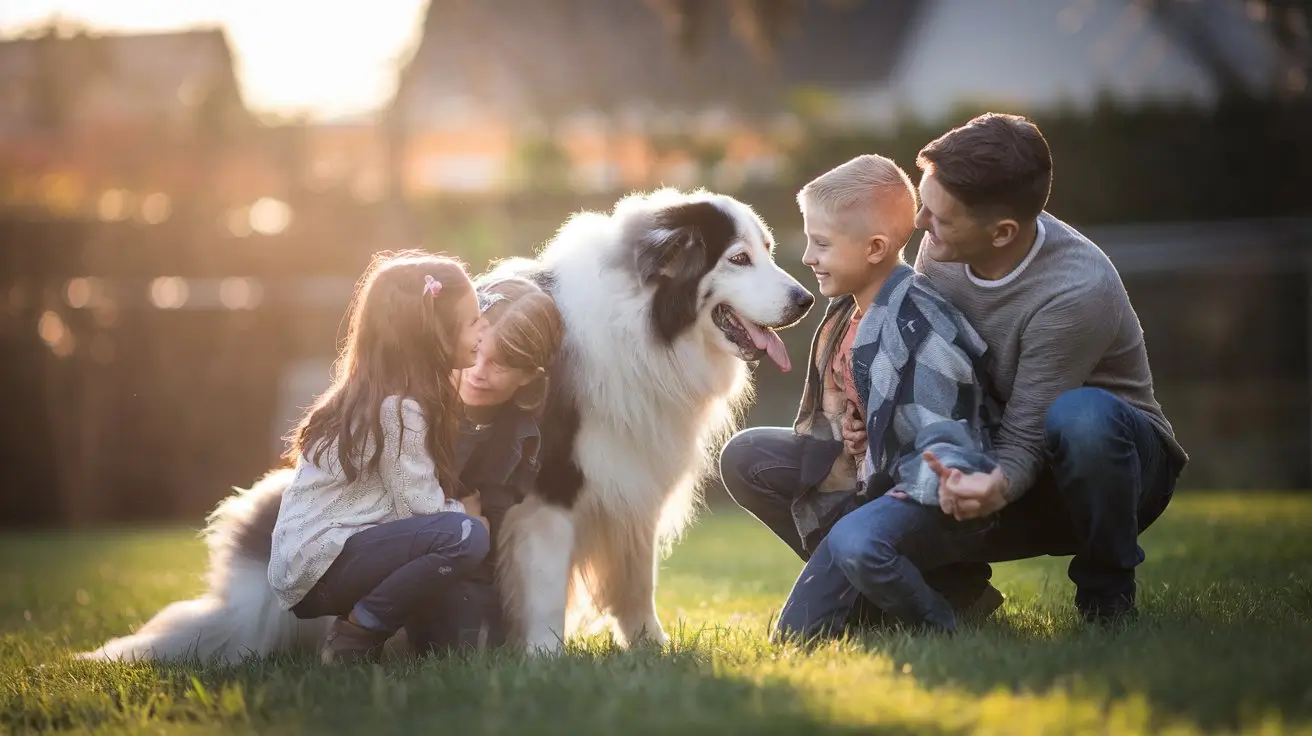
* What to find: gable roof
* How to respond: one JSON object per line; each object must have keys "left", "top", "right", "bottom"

{"left": 0, "top": 27, "right": 242, "bottom": 132}
{"left": 394, "top": 0, "right": 923, "bottom": 124}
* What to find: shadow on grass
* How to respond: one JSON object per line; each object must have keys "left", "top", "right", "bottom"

{"left": 863, "top": 494, "right": 1312, "bottom": 733}
{"left": 4, "top": 648, "right": 920, "bottom": 736}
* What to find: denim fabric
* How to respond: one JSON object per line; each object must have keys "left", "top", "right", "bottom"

{"left": 783, "top": 494, "right": 994, "bottom": 636}
{"left": 291, "top": 512, "right": 490, "bottom": 634}
{"left": 975, "top": 387, "right": 1180, "bottom": 615}
{"left": 719, "top": 427, "right": 991, "bottom": 640}
{"left": 721, "top": 386, "right": 1184, "bottom": 636}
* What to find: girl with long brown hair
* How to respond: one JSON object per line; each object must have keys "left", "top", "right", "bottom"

{"left": 268, "top": 249, "right": 490, "bottom": 664}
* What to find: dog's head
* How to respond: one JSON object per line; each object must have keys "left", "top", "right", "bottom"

{"left": 619, "top": 189, "right": 814, "bottom": 372}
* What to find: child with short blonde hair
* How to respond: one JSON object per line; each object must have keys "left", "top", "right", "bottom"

{"left": 796, "top": 154, "right": 920, "bottom": 481}
{"left": 721, "top": 154, "right": 1003, "bottom": 640}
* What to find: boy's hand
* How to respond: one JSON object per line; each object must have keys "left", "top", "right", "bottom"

{"left": 923, "top": 451, "right": 1008, "bottom": 520}
{"left": 841, "top": 401, "right": 867, "bottom": 457}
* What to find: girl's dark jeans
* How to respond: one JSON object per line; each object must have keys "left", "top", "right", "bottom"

{"left": 291, "top": 512, "right": 490, "bottom": 635}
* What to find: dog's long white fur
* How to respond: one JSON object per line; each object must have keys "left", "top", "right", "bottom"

{"left": 77, "top": 469, "right": 332, "bottom": 664}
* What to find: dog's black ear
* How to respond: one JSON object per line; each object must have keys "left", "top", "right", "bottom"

{"left": 637, "top": 201, "right": 737, "bottom": 345}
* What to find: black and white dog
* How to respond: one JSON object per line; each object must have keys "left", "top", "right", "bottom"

{"left": 79, "top": 188, "right": 812, "bottom": 662}
{"left": 493, "top": 188, "right": 812, "bottom": 651}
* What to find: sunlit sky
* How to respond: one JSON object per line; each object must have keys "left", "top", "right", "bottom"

{"left": 0, "top": 0, "right": 430, "bottom": 120}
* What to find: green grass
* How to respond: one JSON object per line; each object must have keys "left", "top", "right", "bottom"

{"left": 2, "top": 493, "right": 1311, "bottom": 735}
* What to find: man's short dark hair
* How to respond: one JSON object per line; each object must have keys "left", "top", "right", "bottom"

{"left": 916, "top": 112, "right": 1053, "bottom": 222}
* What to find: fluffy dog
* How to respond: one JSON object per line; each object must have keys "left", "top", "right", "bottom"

{"left": 491, "top": 188, "right": 813, "bottom": 651}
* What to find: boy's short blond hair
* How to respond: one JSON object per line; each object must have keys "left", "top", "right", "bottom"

{"left": 797, "top": 154, "right": 917, "bottom": 240}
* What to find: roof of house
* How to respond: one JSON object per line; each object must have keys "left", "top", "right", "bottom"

{"left": 394, "top": 0, "right": 923, "bottom": 123}
{"left": 394, "top": 0, "right": 1297, "bottom": 127}
{"left": 0, "top": 27, "right": 240, "bottom": 132}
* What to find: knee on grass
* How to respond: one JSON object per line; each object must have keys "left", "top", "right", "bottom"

{"left": 827, "top": 517, "right": 897, "bottom": 582}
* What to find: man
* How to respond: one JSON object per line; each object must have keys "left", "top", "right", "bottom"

{"left": 909, "top": 112, "right": 1188, "bottom": 622}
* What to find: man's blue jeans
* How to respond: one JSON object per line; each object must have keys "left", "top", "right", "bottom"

{"left": 719, "top": 387, "right": 1182, "bottom": 639}
{"left": 986, "top": 387, "right": 1182, "bottom": 617}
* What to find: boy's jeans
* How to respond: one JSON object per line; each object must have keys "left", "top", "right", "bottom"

{"left": 292, "top": 512, "right": 491, "bottom": 635}
{"left": 779, "top": 494, "right": 993, "bottom": 637}
{"left": 718, "top": 427, "right": 993, "bottom": 640}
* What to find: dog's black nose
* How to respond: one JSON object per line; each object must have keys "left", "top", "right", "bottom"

{"left": 792, "top": 289, "right": 815, "bottom": 313}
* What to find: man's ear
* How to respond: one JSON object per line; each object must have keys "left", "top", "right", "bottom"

{"left": 990, "top": 218, "right": 1021, "bottom": 249}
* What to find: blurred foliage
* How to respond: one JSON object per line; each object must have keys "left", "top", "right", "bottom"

{"left": 408, "top": 95, "right": 1311, "bottom": 255}
{"left": 509, "top": 136, "right": 573, "bottom": 197}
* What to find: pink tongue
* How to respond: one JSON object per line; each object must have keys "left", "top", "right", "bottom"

{"left": 741, "top": 319, "right": 791, "bottom": 373}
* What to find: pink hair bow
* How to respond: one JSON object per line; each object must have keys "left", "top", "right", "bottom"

{"left": 423, "top": 275, "right": 443, "bottom": 298}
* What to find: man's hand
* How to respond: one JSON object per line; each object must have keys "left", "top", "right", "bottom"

{"left": 922, "top": 451, "right": 1009, "bottom": 520}
{"left": 457, "top": 491, "right": 492, "bottom": 530}
{"left": 841, "top": 401, "right": 867, "bottom": 458}
{"left": 461, "top": 490, "right": 483, "bottom": 518}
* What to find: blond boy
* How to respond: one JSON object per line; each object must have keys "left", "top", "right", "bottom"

{"left": 719, "top": 154, "right": 1003, "bottom": 639}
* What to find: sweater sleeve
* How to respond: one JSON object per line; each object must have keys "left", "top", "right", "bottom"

{"left": 379, "top": 397, "right": 466, "bottom": 517}
{"left": 995, "top": 280, "right": 1121, "bottom": 501}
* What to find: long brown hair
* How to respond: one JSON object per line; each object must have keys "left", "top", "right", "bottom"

{"left": 286, "top": 250, "right": 473, "bottom": 494}
{"left": 475, "top": 275, "right": 563, "bottom": 414}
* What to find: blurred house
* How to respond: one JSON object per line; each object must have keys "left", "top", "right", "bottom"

{"left": 827, "top": 0, "right": 1295, "bottom": 126}
{"left": 0, "top": 26, "right": 395, "bottom": 526}
{"left": 301, "top": 120, "right": 389, "bottom": 203}
{"left": 386, "top": 0, "right": 1297, "bottom": 196}
{"left": 388, "top": 0, "right": 923, "bottom": 194}
{"left": 0, "top": 26, "right": 265, "bottom": 220}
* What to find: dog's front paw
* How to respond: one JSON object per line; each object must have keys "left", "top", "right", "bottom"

{"left": 621, "top": 620, "right": 669, "bottom": 649}
{"left": 645, "top": 628, "right": 671, "bottom": 648}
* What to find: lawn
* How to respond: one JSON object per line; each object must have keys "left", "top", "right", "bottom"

{"left": 2, "top": 493, "right": 1311, "bottom": 735}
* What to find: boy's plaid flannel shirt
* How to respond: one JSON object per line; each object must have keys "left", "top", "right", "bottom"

{"left": 852, "top": 263, "right": 1002, "bottom": 504}
{"left": 790, "top": 264, "right": 1002, "bottom": 553}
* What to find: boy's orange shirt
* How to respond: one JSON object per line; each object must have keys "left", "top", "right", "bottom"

{"left": 816, "top": 305, "right": 867, "bottom": 471}
{"left": 835, "top": 307, "right": 864, "bottom": 419}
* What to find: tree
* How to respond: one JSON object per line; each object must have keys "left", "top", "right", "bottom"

{"left": 1149, "top": 0, "right": 1310, "bottom": 100}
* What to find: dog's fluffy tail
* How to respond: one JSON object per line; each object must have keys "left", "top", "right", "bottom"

{"left": 77, "top": 468, "right": 331, "bottom": 665}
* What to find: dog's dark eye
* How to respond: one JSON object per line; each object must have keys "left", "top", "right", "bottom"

{"left": 729, "top": 252, "right": 751, "bottom": 266}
